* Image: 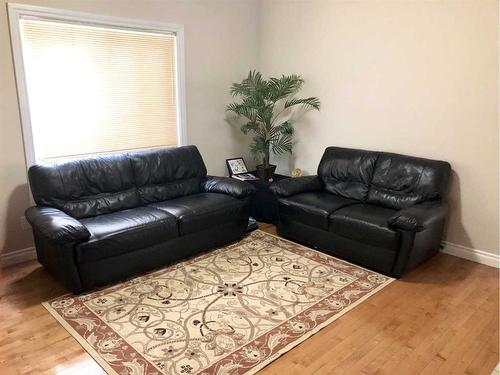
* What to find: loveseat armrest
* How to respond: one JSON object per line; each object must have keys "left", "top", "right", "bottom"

{"left": 388, "top": 201, "right": 448, "bottom": 232}
{"left": 201, "top": 176, "right": 256, "bottom": 199}
{"left": 25, "top": 206, "right": 91, "bottom": 244}
{"left": 270, "top": 175, "right": 323, "bottom": 197}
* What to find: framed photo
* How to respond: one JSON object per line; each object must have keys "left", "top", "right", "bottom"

{"left": 226, "top": 157, "right": 249, "bottom": 176}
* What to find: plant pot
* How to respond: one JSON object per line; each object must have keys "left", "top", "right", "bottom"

{"left": 255, "top": 164, "right": 277, "bottom": 181}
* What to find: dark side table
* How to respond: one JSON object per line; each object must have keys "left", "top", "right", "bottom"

{"left": 247, "top": 173, "right": 289, "bottom": 223}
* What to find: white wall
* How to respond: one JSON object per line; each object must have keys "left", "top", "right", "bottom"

{"left": 259, "top": 0, "right": 499, "bottom": 255}
{"left": 0, "top": 0, "right": 259, "bottom": 257}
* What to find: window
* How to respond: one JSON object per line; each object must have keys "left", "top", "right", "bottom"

{"left": 8, "top": 4, "right": 185, "bottom": 164}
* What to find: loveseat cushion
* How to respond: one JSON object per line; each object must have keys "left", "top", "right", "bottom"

{"left": 76, "top": 207, "right": 178, "bottom": 263}
{"left": 277, "top": 192, "right": 358, "bottom": 230}
{"left": 317, "top": 147, "right": 378, "bottom": 201}
{"left": 329, "top": 204, "right": 400, "bottom": 251}
{"left": 367, "top": 153, "right": 451, "bottom": 210}
{"left": 149, "top": 193, "right": 247, "bottom": 235}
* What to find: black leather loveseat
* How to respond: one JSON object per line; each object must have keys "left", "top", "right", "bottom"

{"left": 25, "top": 145, "right": 255, "bottom": 293}
{"left": 271, "top": 146, "right": 451, "bottom": 277}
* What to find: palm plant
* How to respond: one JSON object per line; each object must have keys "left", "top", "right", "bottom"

{"left": 226, "top": 70, "right": 320, "bottom": 175}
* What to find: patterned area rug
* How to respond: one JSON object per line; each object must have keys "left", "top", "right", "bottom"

{"left": 44, "top": 230, "right": 393, "bottom": 375}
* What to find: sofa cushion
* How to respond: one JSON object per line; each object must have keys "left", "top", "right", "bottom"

{"left": 367, "top": 152, "right": 451, "bottom": 210}
{"left": 76, "top": 207, "right": 178, "bottom": 263}
{"left": 317, "top": 147, "right": 378, "bottom": 201}
{"left": 28, "top": 154, "right": 139, "bottom": 219}
{"left": 129, "top": 146, "right": 207, "bottom": 204}
{"left": 149, "top": 193, "right": 247, "bottom": 235}
{"left": 278, "top": 192, "right": 358, "bottom": 230}
{"left": 329, "top": 204, "right": 400, "bottom": 251}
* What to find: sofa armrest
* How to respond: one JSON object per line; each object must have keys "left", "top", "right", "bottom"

{"left": 388, "top": 201, "right": 448, "bottom": 232}
{"left": 270, "top": 175, "right": 323, "bottom": 197}
{"left": 25, "top": 206, "right": 91, "bottom": 244}
{"left": 201, "top": 176, "right": 256, "bottom": 199}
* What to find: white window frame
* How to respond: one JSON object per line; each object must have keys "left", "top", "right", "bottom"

{"left": 7, "top": 3, "right": 187, "bottom": 167}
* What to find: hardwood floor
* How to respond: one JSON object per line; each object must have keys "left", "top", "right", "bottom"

{"left": 0, "top": 223, "right": 498, "bottom": 375}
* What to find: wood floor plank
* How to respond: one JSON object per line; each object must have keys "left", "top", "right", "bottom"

{"left": 0, "top": 223, "right": 498, "bottom": 375}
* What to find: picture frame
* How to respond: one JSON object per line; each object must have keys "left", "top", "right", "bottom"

{"left": 226, "top": 157, "right": 249, "bottom": 176}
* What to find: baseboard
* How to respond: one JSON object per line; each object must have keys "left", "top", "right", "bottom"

{"left": 0, "top": 246, "right": 37, "bottom": 268}
{"left": 441, "top": 241, "right": 499, "bottom": 268}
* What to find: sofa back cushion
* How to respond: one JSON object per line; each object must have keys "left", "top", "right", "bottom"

{"left": 29, "top": 154, "right": 139, "bottom": 218}
{"left": 129, "top": 145, "right": 207, "bottom": 204}
{"left": 317, "top": 147, "right": 378, "bottom": 201}
{"left": 367, "top": 152, "right": 451, "bottom": 209}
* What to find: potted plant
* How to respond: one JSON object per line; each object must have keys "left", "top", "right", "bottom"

{"left": 226, "top": 70, "right": 320, "bottom": 180}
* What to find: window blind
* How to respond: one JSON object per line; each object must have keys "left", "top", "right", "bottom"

{"left": 19, "top": 18, "right": 178, "bottom": 162}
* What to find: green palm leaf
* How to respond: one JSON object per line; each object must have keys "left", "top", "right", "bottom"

{"left": 284, "top": 97, "right": 321, "bottom": 110}
{"left": 272, "top": 121, "right": 294, "bottom": 136}
{"left": 226, "top": 103, "right": 256, "bottom": 120}
{"left": 240, "top": 121, "right": 259, "bottom": 135}
{"left": 250, "top": 136, "right": 268, "bottom": 157}
{"left": 267, "top": 74, "right": 304, "bottom": 101}
{"left": 271, "top": 133, "right": 293, "bottom": 155}
{"left": 230, "top": 70, "right": 266, "bottom": 97}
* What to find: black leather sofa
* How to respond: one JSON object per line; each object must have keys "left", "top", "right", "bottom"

{"left": 270, "top": 146, "right": 451, "bottom": 277}
{"left": 25, "top": 145, "right": 255, "bottom": 293}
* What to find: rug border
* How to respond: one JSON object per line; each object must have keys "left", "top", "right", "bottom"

{"left": 42, "top": 301, "right": 119, "bottom": 375}
{"left": 243, "top": 277, "right": 394, "bottom": 374}
{"left": 42, "top": 229, "right": 395, "bottom": 375}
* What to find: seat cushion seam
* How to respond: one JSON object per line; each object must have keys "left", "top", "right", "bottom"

{"left": 83, "top": 217, "right": 176, "bottom": 242}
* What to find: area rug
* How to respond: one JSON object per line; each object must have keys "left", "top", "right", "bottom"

{"left": 43, "top": 230, "right": 393, "bottom": 375}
